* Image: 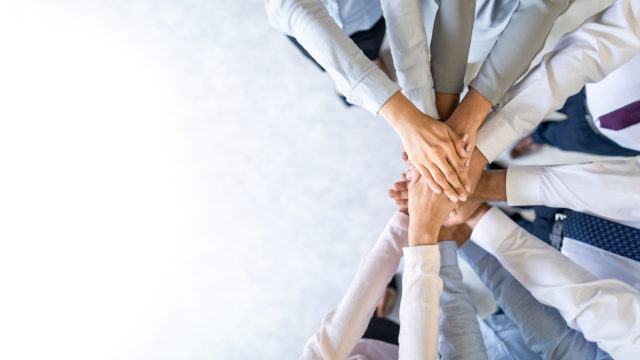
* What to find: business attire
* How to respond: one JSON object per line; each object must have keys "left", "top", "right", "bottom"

{"left": 529, "top": 55, "right": 640, "bottom": 156}
{"left": 506, "top": 158, "right": 640, "bottom": 290}
{"left": 476, "top": 0, "right": 640, "bottom": 163}
{"left": 300, "top": 213, "right": 488, "bottom": 359}
{"left": 470, "top": 206, "right": 640, "bottom": 358}
{"left": 461, "top": 241, "right": 612, "bottom": 359}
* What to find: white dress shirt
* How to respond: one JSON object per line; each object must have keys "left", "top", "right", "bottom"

{"left": 266, "top": 0, "right": 400, "bottom": 115}
{"left": 300, "top": 212, "right": 442, "bottom": 360}
{"left": 471, "top": 206, "right": 640, "bottom": 359}
{"left": 476, "top": 0, "right": 640, "bottom": 162}
{"left": 586, "top": 55, "right": 640, "bottom": 151}
{"left": 505, "top": 157, "right": 640, "bottom": 290}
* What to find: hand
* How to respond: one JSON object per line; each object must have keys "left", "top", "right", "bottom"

{"left": 388, "top": 173, "right": 408, "bottom": 215}
{"left": 380, "top": 92, "right": 470, "bottom": 202}
{"left": 444, "top": 200, "right": 483, "bottom": 227}
{"left": 437, "top": 223, "right": 473, "bottom": 248}
{"left": 445, "top": 88, "right": 493, "bottom": 164}
{"left": 407, "top": 169, "right": 458, "bottom": 246}
{"left": 465, "top": 203, "right": 491, "bottom": 230}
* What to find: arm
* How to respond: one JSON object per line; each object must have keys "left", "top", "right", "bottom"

{"left": 460, "top": 240, "right": 609, "bottom": 359}
{"left": 380, "top": 0, "right": 438, "bottom": 119}
{"left": 466, "top": 206, "right": 640, "bottom": 358}
{"left": 437, "top": 240, "right": 488, "bottom": 360}
{"left": 469, "top": 0, "right": 574, "bottom": 106}
{"left": 431, "top": 0, "right": 475, "bottom": 119}
{"left": 471, "top": 158, "right": 640, "bottom": 225}
{"left": 476, "top": 0, "right": 640, "bottom": 162}
{"left": 300, "top": 212, "right": 408, "bottom": 359}
{"left": 266, "top": 0, "right": 399, "bottom": 114}
{"left": 267, "top": 0, "right": 471, "bottom": 201}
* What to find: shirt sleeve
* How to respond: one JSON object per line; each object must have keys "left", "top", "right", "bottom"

{"left": 470, "top": 206, "right": 640, "bottom": 359}
{"left": 379, "top": 0, "right": 438, "bottom": 118}
{"left": 475, "top": 0, "right": 640, "bottom": 162}
{"left": 437, "top": 241, "right": 488, "bottom": 360}
{"left": 399, "top": 245, "right": 442, "bottom": 360}
{"left": 299, "top": 212, "right": 408, "bottom": 359}
{"left": 430, "top": 0, "right": 475, "bottom": 94}
{"left": 265, "top": 0, "right": 400, "bottom": 115}
{"left": 469, "top": 0, "right": 573, "bottom": 105}
{"left": 460, "top": 241, "right": 608, "bottom": 360}
{"left": 506, "top": 158, "right": 640, "bottom": 225}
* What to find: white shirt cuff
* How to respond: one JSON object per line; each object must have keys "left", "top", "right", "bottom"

{"left": 506, "top": 165, "right": 544, "bottom": 206}
{"left": 476, "top": 112, "right": 521, "bottom": 163}
{"left": 403, "top": 245, "right": 440, "bottom": 273}
{"left": 470, "top": 207, "right": 519, "bottom": 256}
{"left": 348, "top": 68, "right": 401, "bottom": 115}
{"left": 389, "top": 211, "right": 409, "bottom": 230}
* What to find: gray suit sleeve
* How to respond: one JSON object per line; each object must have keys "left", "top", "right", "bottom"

{"left": 469, "top": 0, "right": 574, "bottom": 104}
{"left": 430, "top": 0, "right": 476, "bottom": 94}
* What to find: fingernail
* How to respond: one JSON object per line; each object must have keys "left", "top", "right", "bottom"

{"left": 462, "top": 134, "right": 469, "bottom": 142}
{"left": 460, "top": 194, "right": 467, "bottom": 201}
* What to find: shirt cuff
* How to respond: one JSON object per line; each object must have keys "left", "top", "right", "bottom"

{"left": 470, "top": 207, "right": 519, "bottom": 256}
{"left": 476, "top": 111, "right": 521, "bottom": 163}
{"left": 389, "top": 211, "right": 409, "bottom": 230}
{"left": 403, "top": 245, "right": 441, "bottom": 273}
{"left": 348, "top": 68, "right": 401, "bottom": 115}
{"left": 438, "top": 240, "right": 459, "bottom": 267}
{"left": 506, "top": 165, "right": 544, "bottom": 206}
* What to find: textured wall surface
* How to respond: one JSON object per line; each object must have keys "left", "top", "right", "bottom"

{"left": 0, "top": 0, "right": 611, "bottom": 359}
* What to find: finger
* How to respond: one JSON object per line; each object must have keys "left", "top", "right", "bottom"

{"left": 407, "top": 168, "right": 421, "bottom": 183}
{"left": 416, "top": 164, "right": 442, "bottom": 194}
{"left": 398, "top": 199, "right": 408, "bottom": 208}
{"left": 393, "top": 181, "right": 408, "bottom": 191}
{"left": 423, "top": 162, "right": 458, "bottom": 201}
{"left": 397, "top": 190, "right": 409, "bottom": 200}
{"left": 448, "top": 128, "right": 468, "bottom": 157}
{"left": 430, "top": 155, "right": 465, "bottom": 201}
{"left": 447, "top": 153, "right": 471, "bottom": 196}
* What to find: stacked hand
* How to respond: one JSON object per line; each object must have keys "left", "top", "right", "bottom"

{"left": 380, "top": 92, "right": 471, "bottom": 203}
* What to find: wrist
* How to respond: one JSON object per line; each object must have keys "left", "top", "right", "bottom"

{"left": 455, "top": 88, "right": 492, "bottom": 130}
{"left": 409, "top": 222, "right": 439, "bottom": 246}
{"left": 473, "top": 170, "right": 507, "bottom": 201}
{"left": 379, "top": 91, "right": 421, "bottom": 132}
{"left": 465, "top": 204, "right": 490, "bottom": 229}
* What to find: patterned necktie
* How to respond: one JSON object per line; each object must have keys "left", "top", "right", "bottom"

{"left": 562, "top": 211, "right": 640, "bottom": 262}
{"left": 600, "top": 100, "right": 640, "bottom": 130}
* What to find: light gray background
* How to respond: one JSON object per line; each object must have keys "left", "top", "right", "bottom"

{"left": 0, "top": 0, "right": 611, "bottom": 359}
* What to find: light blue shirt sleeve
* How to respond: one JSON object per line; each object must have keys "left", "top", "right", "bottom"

{"left": 437, "top": 241, "right": 488, "bottom": 360}
{"left": 460, "top": 241, "right": 612, "bottom": 360}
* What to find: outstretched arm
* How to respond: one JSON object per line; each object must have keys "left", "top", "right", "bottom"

{"left": 475, "top": 0, "right": 640, "bottom": 162}
{"left": 465, "top": 205, "right": 640, "bottom": 358}
{"left": 300, "top": 212, "right": 408, "bottom": 359}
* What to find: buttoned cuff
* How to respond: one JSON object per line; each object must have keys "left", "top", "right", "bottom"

{"left": 403, "top": 245, "right": 440, "bottom": 274}
{"left": 470, "top": 207, "right": 519, "bottom": 256}
{"left": 506, "top": 165, "right": 544, "bottom": 206}
{"left": 476, "top": 112, "right": 521, "bottom": 163}
{"left": 347, "top": 68, "right": 401, "bottom": 116}
{"left": 438, "top": 240, "right": 459, "bottom": 267}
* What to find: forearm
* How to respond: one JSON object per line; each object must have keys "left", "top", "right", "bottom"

{"left": 399, "top": 245, "right": 442, "bottom": 360}
{"left": 430, "top": 0, "right": 475, "bottom": 94}
{"left": 469, "top": 0, "right": 573, "bottom": 105}
{"left": 460, "top": 241, "right": 604, "bottom": 360}
{"left": 301, "top": 212, "right": 408, "bottom": 358}
{"left": 506, "top": 159, "right": 640, "bottom": 223}
{"left": 435, "top": 92, "right": 459, "bottom": 120}
{"left": 266, "top": 0, "right": 399, "bottom": 115}
{"left": 468, "top": 207, "right": 640, "bottom": 358}
{"left": 476, "top": 0, "right": 640, "bottom": 162}
{"left": 438, "top": 241, "right": 488, "bottom": 360}
{"left": 471, "top": 170, "right": 506, "bottom": 202}
{"left": 381, "top": 0, "right": 437, "bottom": 118}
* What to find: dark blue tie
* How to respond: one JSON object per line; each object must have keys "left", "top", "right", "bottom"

{"left": 563, "top": 211, "right": 640, "bottom": 262}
